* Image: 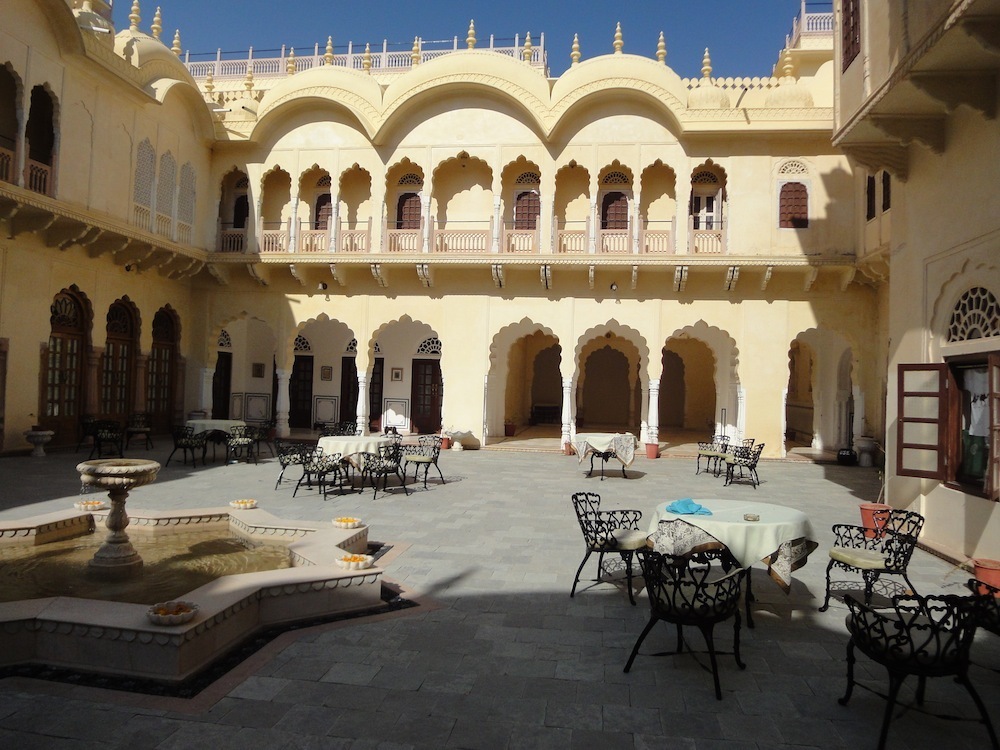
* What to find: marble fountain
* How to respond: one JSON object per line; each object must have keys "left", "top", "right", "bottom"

{"left": 0, "top": 459, "right": 384, "bottom": 685}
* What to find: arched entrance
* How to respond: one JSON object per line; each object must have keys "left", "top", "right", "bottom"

{"left": 575, "top": 329, "right": 644, "bottom": 433}
{"left": 148, "top": 307, "right": 180, "bottom": 431}
{"left": 101, "top": 299, "right": 139, "bottom": 424}
{"left": 786, "top": 328, "right": 855, "bottom": 452}
{"left": 44, "top": 287, "right": 91, "bottom": 441}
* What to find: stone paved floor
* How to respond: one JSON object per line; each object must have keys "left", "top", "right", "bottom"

{"left": 0, "top": 444, "right": 997, "bottom": 749}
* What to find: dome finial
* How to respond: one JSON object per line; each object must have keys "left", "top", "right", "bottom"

{"left": 204, "top": 73, "right": 214, "bottom": 96}
{"left": 171, "top": 29, "right": 182, "bottom": 56}
{"left": 466, "top": 20, "right": 476, "bottom": 49}
{"left": 701, "top": 47, "right": 713, "bottom": 80}
{"left": 656, "top": 32, "right": 666, "bottom": 64}
{"left": 522, "top": 32, "right": 533, "bottom": 62}
{"left": 781, "top": 47, "right": 795, "bottom": 80}
{"left": 128, "top": 0, "right": 140, "bottom": 32}
{"left": 287, "top": 48, "right": 296, "bottom": 75}
{"left": 613, "top": 22, "right": 623, "bottom": 55}
{"left": 244, "top": 67, "right": 254, "bottom": 93}
{"left": 570, "top": 33, "right": 581, "bottom": 66}
{"left": 362, "top": 43, "right": 372, "bottom": 72}
{"left": 151, "top": 7, "right": 162, "bottom": 39}
{"left": 411, "top": 37, "right": 421, "bottom": 66}
{"left": 324, "top": 36, "right": 334, "bottom": 66}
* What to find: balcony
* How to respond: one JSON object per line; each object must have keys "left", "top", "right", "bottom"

{"left": 433, "top": 221, "right": 491, "bottom": 254}
{"left": 501, "top": 223, "right": 540, "bottom": 254}
{"left": 337, "top": 220, "right": 372, "bottom": 253}
{"left": 298, "top": 226, "right": 330, "bottom": 253}
{"left": 557, "top": 221, "right": 589, "bottom": 254}
{"left": 0, "top": 145, "right": 13, "bottom": 184}
{"left": 218, "top": 225, "right": 246, "bottom": 253}
{"left": 260, "top": 224, "right": 289, "bottom": 253}
{"left": 689, "top": 218, "right": 726, "bottom": 254}
{"left": 26, "top": 159, "right": 51, "bottom": 196}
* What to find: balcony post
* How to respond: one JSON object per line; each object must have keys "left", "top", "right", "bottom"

{"left": 289, "top": 192, "right": 299, "bottom": 252}
{"left": 275, "top": 368, "right": 290, "bottom": 437}
{"left": 421, "top": 195, "right": 431, "bottom": 253}
{"left": 588, "top": 195, "right": 597, "bottom": 254}
{"left": 491, "top": 196, "right": 501, "bottom": 253}
{"left": 632, "top": 188, "right": 641, "bottom": 254}
{"left": 329, "top": 193, "right": 340, "bottom": 252}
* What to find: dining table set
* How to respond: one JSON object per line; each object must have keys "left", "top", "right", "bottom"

{"left": 572, "top": 432, "right": 639, "bottom": 479}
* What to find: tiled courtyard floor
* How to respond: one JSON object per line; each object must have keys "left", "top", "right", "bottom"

{"left": 0, "top": 444, "right": 997, "bottom": 749}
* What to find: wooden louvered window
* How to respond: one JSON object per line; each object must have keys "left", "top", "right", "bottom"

{"left": 881, "top": 171, "right": 891, "bottom": 212}
{"left": 514, "top": 191, "right": 540, "bottom": 230}
{"left": 315, "top": 194, "right": 332, "bottom": 230}
{"left": 778, "top": 182, "right": 808, "bottom": 229}
{"left": 866, "top": 175, "right": 877, "bottom": 221}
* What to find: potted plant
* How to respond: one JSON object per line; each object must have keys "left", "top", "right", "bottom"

{"left": 440, "top": 428, "right": 451, "bottom": 450}
{"left": 973, "top": 559, "right": 1000, "bottom": 595}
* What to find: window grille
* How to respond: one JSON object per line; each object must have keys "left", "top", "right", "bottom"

{"left": 218, "top": 330, "right": 232, "bottom": 348}
{"left": 294, "top": 334, "right": 312, "bottom": 352}
{"left": 948, "top": 287, "right": 1000, "bottom": 342}
{"left": 133, "top": 140, "right": 155, "bottom": 207}
{"left": 416, "top": 337, "right": 442, "bottom": 355}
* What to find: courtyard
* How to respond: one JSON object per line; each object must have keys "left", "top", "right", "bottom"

{"left": 0, "top": 445, "right": 997, "bottom": 749}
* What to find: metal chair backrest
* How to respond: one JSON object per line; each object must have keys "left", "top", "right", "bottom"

{"left": 571, "top": 491, "right": 642, "bottom": 549}
{"left": 639, "top": 549, "right": 745, "bottom": 625}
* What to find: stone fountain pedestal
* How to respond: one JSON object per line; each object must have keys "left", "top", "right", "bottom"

{"left": 23, "top": 429, "right": 55, "bottom": 457}
{"left": 77, "top": 458, "right": 160, "bottom": 579}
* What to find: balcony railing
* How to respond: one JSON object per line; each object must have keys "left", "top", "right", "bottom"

{"left": 641, "top": 223, "right": 674, "bottom": 254}
{"left": 176, "top": 222, "right": 192, "bottom": 245}
{"left": 557, "top": 220, "right": 589, "bottom": 254}
{"left": 26, "top": 159, "right": 51, "bottom": 196}
{"left": 337, "top": 219, "right": 372, "bottom": 252}
{"left": 298, "top": 226, "right": 330, "bottom": 253}
{"left": 218, "top": 226, "right": 246, "bottom": 252}
{"left": 154, "top": 212, "right": 173, "bottom": 238}
{"left": 597, "top": 228, "right": 631, "bottom": 254}
{"left": 433, "top": 221, "right": 491, "bottom": 253}
{"left": 260, "top": 225, "right": 289, "bottom": 253}
{"left": 502, "top": 224, "right": 539, "bottom": 254}
{"left": 132, "top": 204, "right": 152, "bottom": 232}
{"left": 689, "top": 218, "right": 726, "bottom": 254}
{"left": 0, "top": 145, "right": 13, "bottom": 184}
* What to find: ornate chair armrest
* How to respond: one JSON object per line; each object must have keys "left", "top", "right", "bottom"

{"left": 831, "top": 523, "right": 879, "bottom": 549}
{"left": 599, "top": 509, "right": 643, "bottom": 530}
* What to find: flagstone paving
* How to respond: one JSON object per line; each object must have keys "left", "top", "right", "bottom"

{"left": 0, "top": 444, "right": 997, "bottom": 749}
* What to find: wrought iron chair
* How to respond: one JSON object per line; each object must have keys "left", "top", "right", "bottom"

{"left": 840, "top": 593, "right": 998, "bottom": 750}
{"left": 274, "top": 439, "right": 306, "bottom": 490}
{"left": 570, "top": 492, "right": 646, "bottom": 605}
{"left": 624, "top": 549, "right": 747, "bottom": 700}
{"left": 695, "top": 435, "right": 730, "bottom": 476}
{"left": 124, "top": 412, "right": 153, "bottom": 450}
{"left": 403, "top": 435, "right": 445, "bottom": 488}
{"left": 76, "top": 414, "right": 98, "bottom": 453}
{"left": 723, "top": 442, "right": 765, "bottom": 488}
{"left": 293, "top": 446, "right": 345, "bottom": 499}
{"left": 359, "top": 442, "right": 409, "bottom": 499}
{"left": 225, "top": 425, "right": 257, "bottom": 464}
{"left": 248, "top": 419, "right": 276, "bottom": 457}
{"left": 819, "top": 508, "right": 925, "bottom": 612}
{"left": 88, "top": 420, "right": 124, "bottom": 459}
{"left": 165, "top": 425, "right": 207, "bottom": 468}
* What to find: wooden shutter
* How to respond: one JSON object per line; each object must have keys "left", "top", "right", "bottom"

{"left": 601, "top": 192, "right": 628, "bottom": 230}
{"left": 896, "top": 363, "right": 949, "bottom": 480}
{"left": 989, "top": 353, "right": 1000, "bottom": 501}
{"left": 779, "top": 182, "right": 808, "bottom": 228}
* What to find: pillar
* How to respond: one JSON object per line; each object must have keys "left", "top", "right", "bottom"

{"left": 85, "top": 348, "right": 101, "bottom": 415}
{"left": 491, "top": 195, "right": 501, "bottom": 253}
{"left": 275, "top": 367, "right": 290, "bottom": 437}
{"left": 560, "top": 376, "right": 573, "bottom": 450}
{"left": 133, "top": 353, "right": 148, "bottom": 412}
{"left": 356, "top": 373, "right": 369, "bottom": 435}
{"left": 200, "top": 367, "right": 214, "bottom": 415}
{"left": 647, "top": 381, "right": 660, "bottom": 444}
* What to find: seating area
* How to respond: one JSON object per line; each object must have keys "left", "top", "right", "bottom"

{"left": 569, "top": 491, "right": 646, "bottom": 606}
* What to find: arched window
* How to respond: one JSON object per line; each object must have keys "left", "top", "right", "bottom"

{"left": 315, "top": 193, "right": 332, "bottom": 230}
{"left": 396, "top": 192, "right": 421, "bottom": 230}
{"left": 156, "top": 152, "right": 176, "bottom": 237}
{"left": 25, "top": 85, "right": 55, "bottom": 195}
{"left": 601, "top": 191, "right": 629, "bottom": 230}
{"left": 779, "top": 182, "right": 808, "bottom": 228}
{"left": 46, "top": 290, "right": 88, "bottom": 432}
{"left": 148, "top": 308, "right": 179, "bottom": 430}
{"left": 101, "top": 301, "right": 138, "bottom": 421}
{"left": 233, "top": 194, "right": 249, "bottom": 229}
{"left": 690, "top": 170, "right": 723, "bottom": 231}
{"left": 514, "top": 190, "right": 540, "bottom": 230}
{"left": 133, "top": 139, "right": 156, "bottom": 230}
{"left": 0, "top": 65, "right": 19, "bottom": 184}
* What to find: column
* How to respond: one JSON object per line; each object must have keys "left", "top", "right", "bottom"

{"left": 329, "top": 193, "right": 340, "bottom": 252}
{"left": 275, "top": 367, "right": 290, "bottom": 437}
{"left": 421, "top": 194, "right": 432, "bottom": 253}
{"left": 133, "top": 353, "right": 149, "bottom": 412}
{"left": 85, "top": 349, "right": 102, "bottom": 415}
{"left": 253, "top": 196, "right": 264, "bottom": 254}
{"left": 356, "top": 373, "right": 369, "bottom": 435}
{"left": 560, "top": 376, "right": 573, "bottom": 451}
{"left": 647, "top": 381, "right": 660, "bottom": 445}
{"left": 200, "top": 367, "right": 214, "bottom": 415}
{"left": 587, "top": 195, "right": 597, "bottom": 254}
{"left": 539, "top": 193, "right": 553, "bottom": 254}
{"left": 289, "top": 192, "right": 300, "bottom": 252}
{"left": 628, "top": 375, "right": 637, "bottom": 426}
{"left": 491, "top": 195, "right": 501, "bottom": 253}
{"left": 632, "top": 189, "right": 642, "bottom": 254}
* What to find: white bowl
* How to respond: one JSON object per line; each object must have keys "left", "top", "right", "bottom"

{"left": 229, "top": 499, "right": 257, "bottom": 509}
{"left": 147, "top": 600, "right": 198, "bottom": 625}
{"left": 73, "top": 501, "right": 106, "bottom": 511}
{"left": 332, "top": 518, "right": 362, "bottom": 529}
{"left": 336, "top": 555, "right": 374, "bottom": 570}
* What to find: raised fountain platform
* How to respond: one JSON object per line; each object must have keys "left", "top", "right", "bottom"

{"left": 0, "top": 506, "right": 383, "bottom": 684}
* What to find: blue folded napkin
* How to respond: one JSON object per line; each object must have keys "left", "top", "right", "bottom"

{"left": 666, "top": 498, "right": 712, "bottom": 516}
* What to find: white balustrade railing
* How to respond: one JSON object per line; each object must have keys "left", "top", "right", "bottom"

{"left": 598, "top": 229, "right": 631, "bottom": 254}
{"left": 218, "top": 228, "right": 246, "bottom": 253}
{"left": 434, "top": 228, "right": 490, "bottom": 253}
{"left": 154, "top": 213, "right": 172, "bottom": 238}
{"left": 176, "top": 223, "right": 192, "bottom": 245}
{"left": 298, "top": 228, "right": 329, "bottom": 253}
{"left": 26, "top": 159, "right": 51, "bottom": 196}
{"left": 690, "top": 224, "right": 726, "bottom": 254}
{"left": 0, "top": 146, "right": 12, "bottom": 183}
{"left": 641, "top": 228, "right": 674, "bottom": 254}
{"left": 132, "top": 204, "right": 151, "bottom": 232}
{"left": 338, "top": 227, "right": 370, "bottom": 253}
{"left": 260, "top": 229, "right": 289, "bottom": 253}
{"left": 502, "top": 228, "right": 539, "bottom": 254}
{"left": 557, "top": 228, "right": 588, "bottom": 254}
{"left": 385, "top": 228, "right": 421, "bottom": 253}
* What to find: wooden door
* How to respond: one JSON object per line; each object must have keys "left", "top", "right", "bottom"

{"left": 148, "top": 309, "right": 177, "bottom": 432}
{"left": 396, "top": 193, "right": 421, "bottom": 229}
{"left": 410, "top": 359, "right": 442, "bottom": 434}
{"left": 369, "top": 357, "right": 384, "bottom": 431}
{"left": 44, "top": 291, "right": 87, "bottom": 440}
{"left": 211, "top": 351, "right": 232, "bottom": 419}
{"left": 340, "top": 357, "right": 358, "bottom": 422}
{"left": 101, "top": 303, "right": 136, "bottom": 424}
{"left": 288, "top": 354, "right": 314, "bottom": 428}
{"left": 601, "top": 191, "right": 628, "bottom": 229}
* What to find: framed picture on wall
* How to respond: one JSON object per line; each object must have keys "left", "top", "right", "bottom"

{"left": 251, "top": 362, "right": 265, "bottom": 378}
{"left": 320, "top": 366, "right": 333, "bottom": 381}
{"left": 391, "top": 367, "right": 403, "bottom": 382}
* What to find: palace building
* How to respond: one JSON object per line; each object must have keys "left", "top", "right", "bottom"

{"left": 0, "top": 0, "right": 997, "bottom": 563}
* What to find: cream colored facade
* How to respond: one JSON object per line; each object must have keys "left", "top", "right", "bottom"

{"left": 12, "top": 3, "right": 990, "bottom": 551}
{"left": 834, "top": 0, "right": 1000, "bottom": 561}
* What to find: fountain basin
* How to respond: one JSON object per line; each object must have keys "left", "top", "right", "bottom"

{"left": 0, "top": 506, "right": 381, "bottom": 684}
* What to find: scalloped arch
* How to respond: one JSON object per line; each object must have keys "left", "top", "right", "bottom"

{"left": 930, "top": 258, "right": 1000, "bottom": 347}
{"left": 207, "top": 311, "right": 276, "bottom": 369}
{"left": 432, "top": 152, "right": 493, "bottom": 183}
{"left": 287, "top": 313, "right": 355, "bottom": 362}
{"left": 665, "top": 320, "right": 739, "bottom": 380}
{"left": 574, "top": 320, "right": 649, "bottom": 380}
{"left": 369, "top": 315, "right": 438, "bottom": 362}
{"left": 53, "top": 284, "right": 95, "bottom": 342}
{"left": 488, "top": 318, "right": 560, "bottom": 369}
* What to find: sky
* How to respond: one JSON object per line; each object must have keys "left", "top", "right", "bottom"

{"left": 112, "top": 1, "right": 816, "bottom": 80}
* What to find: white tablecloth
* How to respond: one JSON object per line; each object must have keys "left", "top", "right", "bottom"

{"left": 317, "top": 435, "right": 394, "bottom": 465}
{"left": 186, "top": 419, "right": 245, "bottom": 434}
{"left": 573, "top": 433, "right": 639, "bottom": 468}
{"left": 649, "top": 498, "right": 817, "bottom": 591}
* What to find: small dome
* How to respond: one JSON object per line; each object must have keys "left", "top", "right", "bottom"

{"left": 687, "top": 48, "right": 730, "bottom": 109}
{"left": 765, "top": 49, "right": 813, "bottom": 108}
{"left": 114, "top": 29, "right": 187, "bottom": 74}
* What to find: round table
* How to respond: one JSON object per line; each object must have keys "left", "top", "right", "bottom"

{"left": 317, "top": 435, "right": 394, "bottom": 467}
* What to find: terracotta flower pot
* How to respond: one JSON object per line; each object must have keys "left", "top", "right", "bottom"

{"left": 859, "top": 502, "right": 891, "bottom": 539}
{"left": 973, "top": 559, "right": 1000, "bottom": 596}
{"left": 440, "top": 436, "right": 451, "bottom": 450}
{"left": 504, "top": 423, "right": 516, "bottom": 437}
{"left": 645, "top": 443, "right": 659, "bottom": 459}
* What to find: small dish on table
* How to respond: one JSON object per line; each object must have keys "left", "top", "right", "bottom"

{"left": 332, "top": 517, "right": 362, "bottom": 529}
{"left": 336, "top": 554, "right": 374, "bottom": 570}
{"left": 74, "top": 499, "right": 106, "bottom": 512}
{"left": 147, "top": 600, "right": 198, "bottom": 625}
{"left": 229, "top": 499, "right": 257, "bottom": 509}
